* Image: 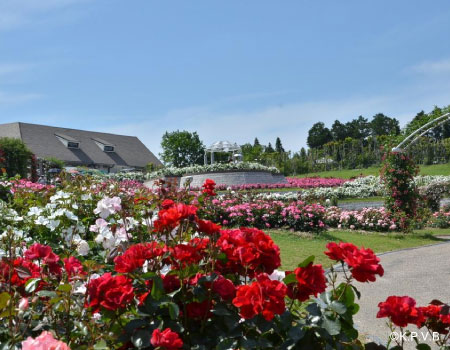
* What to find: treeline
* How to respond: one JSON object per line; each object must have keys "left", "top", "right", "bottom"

{"left": 242, "top": 104, "right": 450, "bottom": 175}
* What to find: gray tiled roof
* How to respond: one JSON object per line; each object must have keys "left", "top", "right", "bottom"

{"left": 0, "top": 122, "right": 162, "bottom": 168}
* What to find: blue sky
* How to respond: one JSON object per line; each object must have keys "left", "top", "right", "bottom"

{"left": 1, "top": 0, "right": 450, "bottom": 155}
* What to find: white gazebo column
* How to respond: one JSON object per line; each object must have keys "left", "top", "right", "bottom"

{"left": 211, "top": 151, "right": 214, "bottom": 164}
{"left": 204, "top": 152, "right": 207, "bottom": 165}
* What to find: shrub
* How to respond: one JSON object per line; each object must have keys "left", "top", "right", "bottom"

{"left": 0, "top": 137, "right": 33, "bottom": 178}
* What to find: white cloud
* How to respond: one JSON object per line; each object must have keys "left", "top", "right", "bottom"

{"left": 0, "top": 0, "right": 88, "bottom": 30}
{"left": 0, "top": 91, "right": 42, "bottom": 105}
{"left": 410, "top": 58, "right": 450, "bottom": 75}
{"left": 0, "top": 63, "right": 33, "bottom": 76}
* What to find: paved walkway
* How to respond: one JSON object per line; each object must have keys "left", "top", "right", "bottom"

{"left": 352, "top": 242, "right": 450, "bottom": 349}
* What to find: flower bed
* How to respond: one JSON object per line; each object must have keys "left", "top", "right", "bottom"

{"left": 0, "top": 177, "right": 448, "bottom": 349}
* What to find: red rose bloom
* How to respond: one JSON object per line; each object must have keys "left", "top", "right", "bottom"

{"left": 85, "top": 273, "right": 134, "bottom": 312}
{"left": 161, "top": 199, "right": 175, "bottom": 209}
{"left": 418, "top": 304, "right": 450, "bottom": 334}
{"left": 151, "top": 328, "right": 183, "bottom": 350}
{"left": 233, "top": 273, "right": 287, "bottom": 321}
{"left": 25, "top": 243, "right": 60, "bottom": 264}
{"left": 0, "top": 257, "right": 41, "bottom": 289}
{"left": 377, "top": 296, "right": 424, "bottom": 327}
{"left": 170, "top": 244, "right": 203, "bottom": 268}
{"left": 212, "top": 275, "right": 236, "bottom": 300}
{"left": 196, "top": 219, "right": 221, "bottom": 235}
{"left": 186, "top": 300, "right": 212, "bottom": 319}
{"left": 217, "top": 228, "right": 281, "bottom": 276}
{"left": 63, "top": 257, "right": 85, "bottom": 279}
{"left": 324, "top": 242, "right": 384, "bottom": 283}
{"left": 286, "top": 263, "right": 327, "bottom": 301}
{"left": 114, "top": 242, "right": 163, "bottom": 273}
{"left": 202, "top": 179, "right": 217, "bottom": 196}
{"left": 162, "top": 274, "right": 181, "bottom": 293}
{"left": 154, "top": 203, "right": 198, "bottom": 232}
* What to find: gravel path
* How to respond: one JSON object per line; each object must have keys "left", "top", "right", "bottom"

{"left": 352, "top": 242, "right": 450, "bottom": 349}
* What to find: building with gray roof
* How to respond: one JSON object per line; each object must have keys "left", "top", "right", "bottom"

{"left": 0, "top": 122, "right": 161, "bottom": 173}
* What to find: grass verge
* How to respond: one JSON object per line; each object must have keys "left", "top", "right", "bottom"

{"left": 295, "top": 163, "right": 450, "bottom": 179}
{"left": 269, "top": 228, "right": 450, "bottom": 270}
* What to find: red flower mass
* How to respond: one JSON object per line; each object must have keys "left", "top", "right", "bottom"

{"left": 85, "top": 273, "right": 134, "bottom": 312}
{"left": 217, "top": 228, "right": 281, "bottom": 276}
{"left": 233, "top": 273, "right": 287, "bottom": 321}
{"left": 286, "top": 263, "right": 327, "bottom": 301}
{"left": 202, "top": 179, "right": 217, "bottom": 196}
{"left": 325, "top": 242, "right": 384, "bottom": 282}
{"left": 377, "top": 296, "right": 424, "bottom": 327}
{"left": 151, "top": 328, "right": 183, "bottom": 350}
{"left": 114, "top": 242, "right": 163, "bottom": 273}
{"left": 154, "top": 203, "right": 198, "bottom": 232}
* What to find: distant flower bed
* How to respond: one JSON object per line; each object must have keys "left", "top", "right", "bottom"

{"left": 190, "top": 177, "right": 348, "bottom": 191}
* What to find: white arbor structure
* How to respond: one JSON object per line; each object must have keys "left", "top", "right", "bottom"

{"left": 204, "top": 141, "right": 242, "bottom": 165}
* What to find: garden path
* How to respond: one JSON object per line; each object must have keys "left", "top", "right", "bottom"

{"left": 353, "top": 241, "right": 450, "bottom": 349}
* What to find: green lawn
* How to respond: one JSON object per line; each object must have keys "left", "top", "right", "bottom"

{"left": 296, "top": 163, "right": 450, "bottom": 179}
{"left": 269, "top": 228, "right": 450, "bottom": 270}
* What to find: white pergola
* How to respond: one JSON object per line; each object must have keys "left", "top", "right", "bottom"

{"left": 204, "top": 141, "right": 242, "bottom": 165}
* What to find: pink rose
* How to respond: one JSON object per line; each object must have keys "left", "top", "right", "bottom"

{"left": 22, "top": 331, "right": 70, "bottom": 350}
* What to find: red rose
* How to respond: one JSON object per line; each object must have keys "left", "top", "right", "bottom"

{"left": 324, "top": 242, "right": 357, "bottom": 261}
{"left": 162, "top": 274, "right": 181, "bottom": 293}
{"left": 186, "top": 300, "right": 212, "bottom": 319}
{"left": 202, "top": 179, "right": 217, "bottom": 196}
{"left": 25, "top": 243, "right": 60, "bottom": 264}
{"left": 217, "top": 228, "right": 281, "bottom": 276}
{"left": 418, "top": 304, "right": 450, "bottom": 334}
{"left": 286, "top": 263, "right": 327, "bottom": 301}
{"left": 85, "top": 273, "right": 134, "bottom": 312}
{"left": 170, "top": 244, "right": 203, "bottom": 268}
{"left": 114, "top": 242, "right": 163, "bottom": 273}
{"left": 233, "top": 273, "right": 287, "bottom": 321}
{"left": 377, "top": 296, "right": 424, "bottom": 327}
{"left": 196, "top": 219, "right": 221, "bottom": 235}
{"left": 63, "top": 257, "right": 85, "bottom": 279}
{"left": 0, "top": 257, "right": 41, "bottom": 289}
{"left": 324, "top": 242, "right": 383, "bottom": 283}
{"left": 151, "top": 328, "right": 183, "bottom": 350}
{"left": 161, "top": 199, "right": 175, "bottom": 209}
{"left": 154, "top": 203, "right": 198, "bottom": 232}
{"left": 212, "top": 275, "right": 236, "bottom": 300}
{"left": 345, "top": 247, "right": 384, "bottom": 283}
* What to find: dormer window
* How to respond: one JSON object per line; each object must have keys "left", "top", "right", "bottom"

{"left": 55, "top": 133, "right": 80, "bottom": 149}
{"left": 92, "top": 137, "right": 115, "bottom": 152}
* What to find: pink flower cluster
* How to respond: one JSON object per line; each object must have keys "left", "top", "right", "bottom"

{"left": 22, "top": 331, "right": 70, "bottom": 350}
{"left": 9, "top": 179, "right": 54, "bottom": 193}
{"left": 192, "top": 177, "right": 348, "bottom": 191}
{"left": 326, "top": 206, "right": 398, "bottom": 231}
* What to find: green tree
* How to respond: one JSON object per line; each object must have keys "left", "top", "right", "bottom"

{"left": 275, "top": 137, "right": 285, "bottom": 153}
{"left": 331, "top": 120, "right": 348, "bottom": 141}
{"left": 266, "top": 142, "right": 275, "bottom": 153}
{"left": 307, "top": 122, "right": 332, "bottom": 148}
{"left": 370, "top": 113, "right": 400, "bottom": 136}
{"left": 253, "top": 138, "right": 260, "bottom": 147}
{"left": 345, "top": 116, "right": 370, "bottom": 139}
{"left": 160, "top": 130, "right": 204, "bottom": 167}
{"left": 0, "top": 137, "right": 33, "bottom": 178}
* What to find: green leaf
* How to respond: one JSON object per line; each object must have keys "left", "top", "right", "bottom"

{"left": 57, "top": 283, "right": 72, "bottom": 293}
{"left": 283, "top": 273, "right": 297, "bottom": 285}
{"left": 321, "top": 316, "right": 341, "bottom": 335}
{"left": 37, "top": 290, "right": 58, "bottom": 298}
{"left": 0, "top": 292, "right": 11, "bottom": 311}
{"left": 298, "top": 255, "right": 315, "bottom": 268}
{"left": 93, "top": 339, "right": 110, "bottom": 350}
{"left": 151, "top": 276, "right": 164, "bottom": 301}
{"left": 131, "top": 329, "right": 151, "bottom": 349}
{"left": 329, "top": 301, "right": 347, "bottom": 315}
{"left": 25, "top": 278, "right": 41, "bottom": 294}
{"left": 416, "top": 344, "right": 432, "bottom": 350}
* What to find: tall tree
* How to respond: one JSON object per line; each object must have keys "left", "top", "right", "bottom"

{"left": 345, "top": 116, "right": 370, "bottom": 139}
{"left": 160, "top": 130, "right": 204, "bottom": 167}
{"left": 253, "top": 138, "right": 260, "bottom": 147}
{"left": 266, "top": 142, "right": 275, "bottom": 153}
{"left": 370, "top": 113, "right": 400, "bottom": 136}
{"left": 331, "top": 120, "right": 348, "bottom": 141}
{"left": 275, "top": 137, "right": 285, "bottom": 153}
{"left": 307, "top": 122, "right": 333, "bottom": 148}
